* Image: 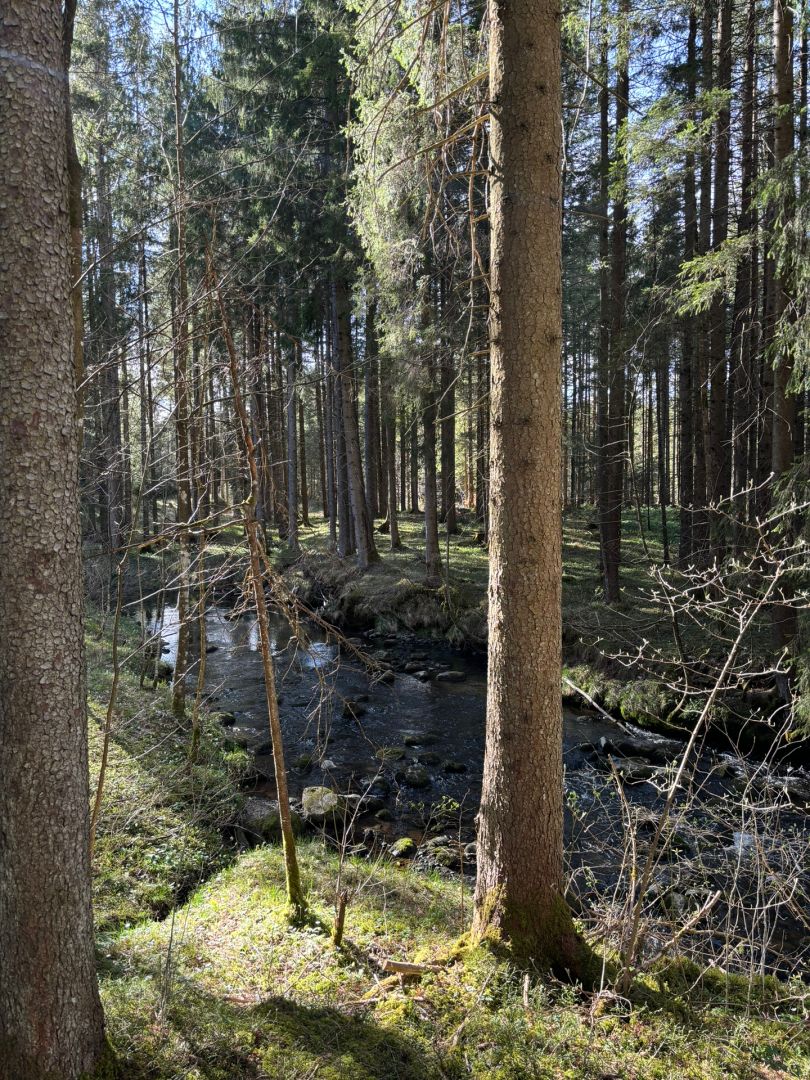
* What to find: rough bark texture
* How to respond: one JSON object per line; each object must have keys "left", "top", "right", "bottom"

{"left": 602, "top": 0, "right": 629, "bottom": 603}
{"left": 170, "top": 0, "right": 192, "bottom": 719}
{"left": 707, "top": 0, "right": 732, "bottom": 529}
{"left": 771, "top": 0, "right": 796, "bottom": 669}
{"left": 0, "top": 3, "right": 107, "bottom": 1075}
{"left": 472, "top": 0, "right": 585, "bottom": 972}
{"left": 334, "top": 278, "right": 379, "bottom": 568}
{"left": 679, "top": 11, "right": 698, "bottom": 563}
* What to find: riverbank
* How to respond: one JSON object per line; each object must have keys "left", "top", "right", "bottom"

{"left": 86, "top": 606, "right": 810, "bottom": 1078}
{"left": 282, "top": 510, "right": 794, "bottom": 743}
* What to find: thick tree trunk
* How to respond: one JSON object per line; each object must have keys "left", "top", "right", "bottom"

{"left": 472, "top": 0, "right": 587, "bottom": 973}
{"left": 0, "top": 3, "right": 107, "bottom": 1075}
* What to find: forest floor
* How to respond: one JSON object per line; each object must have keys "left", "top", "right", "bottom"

{"left": 87, "top": 614, "right": 810, "bottom": 1080}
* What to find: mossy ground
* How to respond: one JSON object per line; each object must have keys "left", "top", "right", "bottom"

{"left": 98, "top": 840, "right": 808, "bottom": 1080}
{"left": 86, "top": 610, "right": 251, "bottom": 933}
{"left": 86, "top": 614, "right": 808, "bottom": 1079}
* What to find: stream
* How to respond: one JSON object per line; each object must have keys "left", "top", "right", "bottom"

{"left": 147, "top": 600, "right": 810, "bottom": 973}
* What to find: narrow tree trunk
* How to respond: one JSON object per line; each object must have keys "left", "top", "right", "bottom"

{"left": 170, "top": 0, "right": 192, "bottom": 720}
{"left": 596, "top": 4, "right": 612, "bottom": 586}
{"left": 314, "top": 329, "right": 328, "bottom": 518}
{"left": 381, "top": 354, "right": 401, "bottom": 549}
{"left": 771, "top": 0, "right": 797, "bottom": 673}
{"left": 364, "top": 299, "right": 380, "bottom": 519}
{"left": 334, "top": 278, "right": 377, "bottom": 565}
{"left": 410, "top": 407, "right": 420, "bottom": 513}
{"left": 286, "top": 344, "right": 300, "bottom": 552}
{"left": 214, "top": 275, "right": 305, "bottom": 918}
{"left": 299, "top": 397, "right": 310, "bottom": 527}
{"left": 679, "top": 11, "right": 698, "bottom": 563}
{"left": 731, "top": 0, "right": 757, "bottom": 551}
{"left": 603, "top": 0, "right": 630, "bottom": 603}
{"left": 707, "top": 0, "right": 732, "bottom": 550}
{"left": 422, "top": 359, "right": 442, "bottom": 585}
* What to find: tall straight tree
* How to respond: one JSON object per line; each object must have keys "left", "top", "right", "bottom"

{"left": 771, "top": 0, "right": 796, "bottom": 674}
{"left": 472, "top": 0, "right": 587, "bottom": 971}
{"left": 603, "top": 0, "right": 630, "bottom": 603}
{"left": 0, "top": 2, "right": 107, "bottom": 1076}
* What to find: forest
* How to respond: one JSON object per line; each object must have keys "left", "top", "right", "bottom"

{"left": 1, "top": 0, "right": 809, "bottom": 1077}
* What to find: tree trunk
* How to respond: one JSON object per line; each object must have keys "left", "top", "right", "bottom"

{"left": 299, "top": 397, "right": 310, "bottom": 527}
{"left": 472, "top": 0, "right": 588, "bottom": 973}
{"left": 596, "top": 4, "right": 612, "bottom": 589}
{"left": 380, "top": 353, "right": 401, "bottom": 549}
{"left": 771, "top": 0, "right": 796, "bottom": 672}
{"left": 679, "top": 11, "right": 698, "bottom": 563}
{"left": 731, "top": 0, "right": 757, "bottom": 551}
{"left": 334, "top": 277, "right": 378, "bottom": 566}
{"left": 422, "top": 359, "right": 441, "bottom": 585}
{"left": 286, "top": 344, "right": 300, "bottom": 552}
{"left": 0, "top": 3, "right": 107, "bottom": 1074}
{"left": 707, "top": 0, "right": 732, "bottom": 547}
{"left": 603, "top": 0, "right": 630, "bottom": 603}
{"left": 170, "top": 0, "right": 192, "bottom": 720}
{"left": 364, "top": 300, "right": 380, "bottom": 519}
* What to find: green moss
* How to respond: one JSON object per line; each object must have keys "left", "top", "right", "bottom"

{"left": 85, "top": 610, "right": 250, "bottom": 932}
{"left": 98, "top": 842, "right": 810, "bottom": 1080}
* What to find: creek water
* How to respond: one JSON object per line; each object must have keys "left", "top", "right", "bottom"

{"left": 146, "top": 600, "right": 810, "bottom": 972}
{"left": 151, "top": 602, "right": 646, "bottom": 829}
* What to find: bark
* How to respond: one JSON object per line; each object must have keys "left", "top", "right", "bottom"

{"left": 299, "top": 397, "right": 310, "bottom": 527}
{"left": 422, "top": 357, "right": 442, "bottom": 585}
{"left": 731, "top": 0, "right": 756, "bottom": 550}
{"left": 380, "top": 354, "right": 401, "bottom": 549}
{"left": 96, "top": 145, "right": 124, "bottom": 554}
{"left": 410, "top": 406, "right": 421, "bottom": 513}
{"left": 596, "top": 7, "right": 612, "bottom": 586}
{"left": 334, "top": 278, "right": 378, "bottom": 564}
{"left": 170, "top": 0, "right": 192, "bottom": 720}
{"left": 603, "top": 0, "right": 630, "bottom": 603}
{"left": 707, "top": 0, "right": 732, "bottom": 539}
{"left": 322, "top": 322, "right": 338, "bottom": 548}
{"left": 771, "top": 0, "right": 797, "bottom": 668}
{"left": 472, "top": 0, "right": 588, "bottom": 973}
{"left": 0, "top": 3, "right": 107, "bottom": 1074}
{"left": 286, "top": 344, "right": 300, "bottom": 552}
{"left": 679, "top": 10, "right": 698, "bottom": 563}
{"left": 314, "top": 329, "right": 328, "bottom": 518}
{"left": 693, "top": 0, "right": 713, "bottom": 555}
{"left": 439, "top": 279, "right": 458, "bottom": 533}
{"left": 364, "top": 300, "right": 380, "bottom": 519}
